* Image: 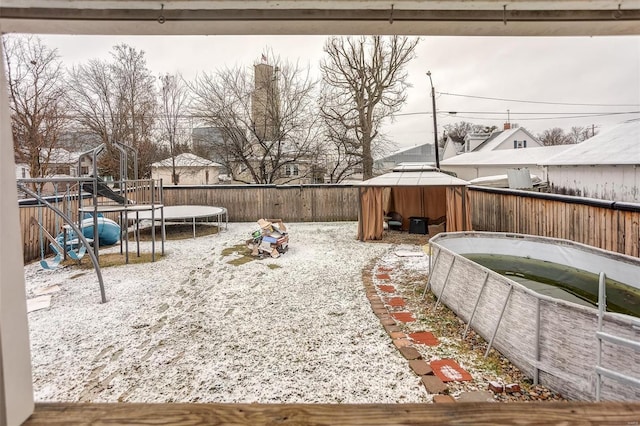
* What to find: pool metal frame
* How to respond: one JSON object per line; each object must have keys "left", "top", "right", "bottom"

{"left": 428, "top": 231, "right": 640, "bottom": 401}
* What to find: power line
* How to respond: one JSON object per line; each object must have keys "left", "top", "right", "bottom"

{"left": 436, "top": 91, "right": 640, "bottom": 108}
{"left": 437, "top": 111, "right": 640, "bottom": 121}
{"left": 393, "top": 110, "right": 640, "bottom": 119}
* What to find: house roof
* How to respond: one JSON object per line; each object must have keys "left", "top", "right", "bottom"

{"left": 152, "top": 153, "right": 222, "bottom": 168}
{"left": 357, "top": 167, "right": 469, "bottom": 187}
{"left": 376, "top": 142, "right": 434, "bottom": 163}
{"left": 441, "top": 145, "right": 572, "bottom": 166}
{"left": 471, "top": 127, "right": 539, "bottom": 152}
{"left": 541, "top": 119, "right": 640, "bottom": 166}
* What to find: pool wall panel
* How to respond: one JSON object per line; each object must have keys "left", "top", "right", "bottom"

{"left": 429, "top": 232, "right": 640, "bottom": 401}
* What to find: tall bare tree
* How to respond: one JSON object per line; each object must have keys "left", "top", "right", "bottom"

{"left": 321, "top": 119, "right": 362, "bottom": 183}
{"left": 443, "top": 121, "right": 497, "bottom": 141}
{"left": 567, "top": 125, "right": 597, "bottom": 144}
{"left": 320, "top": 36, "right": 419, "bottom": 180}
{"left": 2, "top": 35, "right": 69, "bottom": 181}
{"left": 538, "top": 127, "right": 573, "bottom": 146}
{"left": 189, "top": 53, "right": 321, "bottom": 184}
{"left": 67, "top": 44, "right": 157, "bottom": 178}
{"left": 159, "top": 73, "right": 190, "bottom": 184}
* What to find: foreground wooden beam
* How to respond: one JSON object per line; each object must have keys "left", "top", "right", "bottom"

{"left": 25, "top": 402, "right": 640, "bottom": 425}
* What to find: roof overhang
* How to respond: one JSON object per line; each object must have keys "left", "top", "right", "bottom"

{"left": 1, "top": 1, "right": 640, "bottom": 36}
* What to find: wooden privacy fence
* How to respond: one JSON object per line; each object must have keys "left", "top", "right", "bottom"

{"left": 22, "top": 184, "right": 640, "bottom": 262}
{"left": 20, "top": 184, "right": 359, "bottom": 263}
{"left": 470, "top": 186, "right": 640, "bottom": 258}
{"left": 162, "top": 184, "right": 360, "bottom": 222}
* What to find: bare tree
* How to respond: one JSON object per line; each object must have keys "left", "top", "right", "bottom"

{"left": 538, "top": 127, "right": 573, "bottom": 146}
{"left": 567, "top": 125, "right": 597, "bottom": 144}
{"left": 2, "top": 35, "right": 69, "bottom": 182}
{"left": 159, "top": 73, "right": 190, "bottom": 184}
{"left": 321, "top": 119, "right": 362, "bottom": 183}
{"left": 320, "top": 36, "right": 419, "bottom": 180}
{"left": 189, "top": 52, "right": 321, "bottom": 184}
{"left": 67, "top": 44, "right": 157, "bottom": 178}
{"left": 444, "top": 121, "right": 497, "bottom": 141}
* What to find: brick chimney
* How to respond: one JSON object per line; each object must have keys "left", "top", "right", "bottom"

{"left": 504, "top": 122, "right": 511, "bottom": 130}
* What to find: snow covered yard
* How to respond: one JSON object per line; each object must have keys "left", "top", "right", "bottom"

{"left": 23, "top": 222, "right": 428, "bottom": 404}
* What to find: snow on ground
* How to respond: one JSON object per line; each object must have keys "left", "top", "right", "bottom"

{"left": 24, "top": 222, "right": 429, "bottom": 404}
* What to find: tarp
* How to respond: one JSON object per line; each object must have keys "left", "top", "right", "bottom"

{"left": 356, "top": 168, "right": 471, "bottom": 241}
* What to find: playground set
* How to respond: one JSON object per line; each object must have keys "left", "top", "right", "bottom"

{"left": 18, "top": 142, "right": 166, "bottom": 303}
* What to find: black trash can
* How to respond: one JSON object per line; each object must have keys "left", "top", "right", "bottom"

{"left": 408, "top": 217, "right": 428, "bottom": 234}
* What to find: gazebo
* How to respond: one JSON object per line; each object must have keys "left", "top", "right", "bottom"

{"left": 356, "top": 164, "right": 471, "bottom": 241}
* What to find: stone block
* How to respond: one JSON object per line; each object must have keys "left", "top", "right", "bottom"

{"left": 488, "top": 381, "right": 504, "bottom": 393}
{"left": 408, "top": 359, "right": 433, "bottom": 376}
{"left": 457, "top": 391, "right": 495, "bottom": 403}
{"left": 421, "top": 376, "right": 448, "bottom": 394}
{"left": 432, "top": 395, "right": 456, "bottom": 403}
{"left": 505, "top": 383, "right": 521, "bottom": 394}
{"left": 399, "top": 346, "right": 422, "bottom": 360}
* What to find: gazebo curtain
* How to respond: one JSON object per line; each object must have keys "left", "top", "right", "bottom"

{"left": 358, "top": 185, "right": 472, "bottom": 241}
{"left": 446, "top": 186, "right": 472, "bottom": 232}
{"left": 357, "top": 187, "right": 384, "bottom": 241}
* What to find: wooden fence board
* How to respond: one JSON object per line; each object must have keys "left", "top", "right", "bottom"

{"left": 20, "top": 185, "right": 640, "bottom": 263}
{"left": 469, "top": 187, "right": 640, "bottom": 259}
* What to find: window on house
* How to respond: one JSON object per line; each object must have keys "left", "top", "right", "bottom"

{"left": 284, "top": 164, "right": 299, "bottom": 177}
{"left": 514, "top": 140, "right": 525, "bottom": 149}
{"left": 21, "top": 167, "right": 26, "bottom": 178}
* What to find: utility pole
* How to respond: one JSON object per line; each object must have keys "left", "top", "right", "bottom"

{"left": 427, "top": 71, "right": 440, "bottom": 169}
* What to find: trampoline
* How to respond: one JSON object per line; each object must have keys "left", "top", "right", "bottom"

{"left": 137, "top": 205, "right": 228, "bottom": 238}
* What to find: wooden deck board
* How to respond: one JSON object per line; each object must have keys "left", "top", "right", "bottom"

{"left": 24, "top": 402, "right": 640, "bottom": 425}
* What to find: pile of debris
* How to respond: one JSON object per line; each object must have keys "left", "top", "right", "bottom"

{"left": 246, "top": 219, "right": 289, "bottom": 258}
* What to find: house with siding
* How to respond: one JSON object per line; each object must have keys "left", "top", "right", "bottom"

{"left": 151, "top": 153, "right": 222, "bottom": 185}
{"left": 541, "top": 119, "right": 640, "bottom": 202}
{"left": 440, "top": 125, "right": 552, "bottom": 181}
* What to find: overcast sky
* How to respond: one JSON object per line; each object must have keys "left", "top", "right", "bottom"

{"left": 34, "top": 34, "right": 640, "bottom": 150}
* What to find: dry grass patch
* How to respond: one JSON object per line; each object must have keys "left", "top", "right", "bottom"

{"left": 221, "top": 244, "right": 257, "bottom": 266}
{"left": 64, "top": 252, "right": 164, "bottom": 269}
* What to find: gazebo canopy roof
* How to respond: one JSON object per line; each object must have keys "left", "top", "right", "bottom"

{"left": 357, "top": 163, "right": 469, "bottom": 187}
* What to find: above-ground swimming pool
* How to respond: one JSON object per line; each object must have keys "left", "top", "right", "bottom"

{"left": 428, "top": 232, "right": 640, "bottom": 401}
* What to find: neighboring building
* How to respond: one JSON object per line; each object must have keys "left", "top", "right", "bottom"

{"left": 374, "top": 143, "right": 437, "bottom": 174}
{"left": 230, "top": 155, "right": 321, "bottom": 185}
{"left": 192, "top": 127, "right": 225, "bottom": 159}
{"left": 442, "top": 135, "right": 465, "bottom": 160}
{"left": 43, "top": 148, "right": 81, "bottom": 177}
{"left": 440, "top": 124, "right": 550, "bottom": 181}
{"left": 440, "top": 145, "right": 572, "bottom": 181}
{"left": 15, "top": 163, "right": 30, "bottom": 180}
{"left": 468, "top": 125, "right": 542, "bottom": 152}
{"left": 541, "top": 119, "right": 640, "bottom": 202}
{"left": 151, "top": 153, "right": 222, "bottom": 185}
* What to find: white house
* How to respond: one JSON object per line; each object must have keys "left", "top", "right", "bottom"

{"left": 467, "top": 126, "right": 542, "bottom": 152}
{"left": 440, "top": 145, "right": 572, "bottom": 181}
{"left": 14, "top": 163, "right": 30, "bottom": 180}
{"left": 151, "top": 153, "right": 222, "bottom": 185}
{"left": 440, "top": 125, "right": 553, "bottom": 181}
{"left": 541, "top": 119, "right": 640, "bottom": 202}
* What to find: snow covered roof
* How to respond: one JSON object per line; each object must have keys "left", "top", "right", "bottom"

{"left": 472, "top": 127, "right": 539, "bottom": 152}
{"left": 152, "top": 153, "right": 222, "bottom": 168}
{"left": 357, "top": 169, "right": 469, "bottom": 187}
{"left": 541, "top": 119, "right": 640, "bottom": 166}
{"left": 441, "top": 145, "right": 571, "bottom": 166}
